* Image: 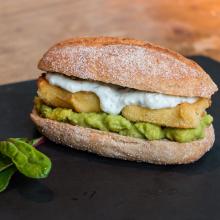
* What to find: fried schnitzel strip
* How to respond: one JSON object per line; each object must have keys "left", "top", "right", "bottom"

{"left": 37, "top": 77, "right": 101, "bottom": 113}
{"left": 122, "top": 98, "right": 210, "bottom": 128}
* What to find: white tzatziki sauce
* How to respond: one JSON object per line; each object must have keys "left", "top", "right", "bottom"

{"left": 46, "top": 73, "right": 198, "bottom": 115}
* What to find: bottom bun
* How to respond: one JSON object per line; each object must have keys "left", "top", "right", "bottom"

{"left": 31, "top": 110, "right": 215, "bottom": 165}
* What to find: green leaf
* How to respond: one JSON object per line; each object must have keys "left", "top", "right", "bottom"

{"left": 13, "top": 137, "right": 45, "bottom": 146}
{"left": 0, "top": 137, "right": 52, "bottom": 193}
{"left": 0, "top": 139, "right": 52, "bottom": 179}
{"left": 13, "top": 138, "right": 30, "bottom": 144}
{"left": 0, "top": 166, "right": 16, "bottom": 192}
{"left": 0, "top": 154, "right": 13, "bottom": 172}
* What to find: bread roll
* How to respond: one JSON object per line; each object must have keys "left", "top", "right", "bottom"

{"left": 31, "top": 110, "right": 215, "bottom": 164}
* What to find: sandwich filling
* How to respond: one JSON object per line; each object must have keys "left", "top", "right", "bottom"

{"left": 35, "top": 73, "right": 213, "bottom": 143}
{"left": 46, "top": 73, "right": 198, "bottom": 114}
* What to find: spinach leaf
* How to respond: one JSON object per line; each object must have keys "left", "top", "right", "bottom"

{"left": 13, "top": 137, "right": 45, "bottom": 147}
{"left": 0, "top": 137, "right": 45, "bottom": 173}
{"left": 0, "top": 166, "right": 16, "bottom": 192}
{"left": 0, "top": 139, "right": 51, "bottom": 179}
{"left": 0, "top": 154, "right": 13, "bottom": 172}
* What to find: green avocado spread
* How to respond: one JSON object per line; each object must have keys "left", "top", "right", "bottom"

{"left": 35, "top": 98, "right": 213, "bottom": 143}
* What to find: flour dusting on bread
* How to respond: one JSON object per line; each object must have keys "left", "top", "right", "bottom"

{"left": 39, "top": 37, "right": 218, "bottom": 98}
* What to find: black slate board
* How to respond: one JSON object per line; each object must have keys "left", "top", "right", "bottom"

{"left": 0, "top": 56, "right": 220, "bottom": 220}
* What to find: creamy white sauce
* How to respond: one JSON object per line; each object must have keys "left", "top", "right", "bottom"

{"left": 46, "top": 73, "right": 198, "bottom": 114}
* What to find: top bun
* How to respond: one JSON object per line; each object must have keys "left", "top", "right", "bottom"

{"left": 38, "top": 37, "right": 218, "bottom": 98}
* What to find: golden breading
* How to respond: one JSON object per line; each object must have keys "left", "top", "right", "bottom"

{"left": 122, "top": 99, "right": 210, "bottom": 128}
{"left": 37, "top": 78, "right": 101, "bottom": 112}
{"left": 37, "top": 77, "right": 210, "bottom": 128}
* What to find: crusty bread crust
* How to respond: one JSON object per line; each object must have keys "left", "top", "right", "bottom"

{"left": 38, "top": 37, "right": 218, "bottom": 98}
{"left": 30, "top": 109, "right": 215, "bottom": 165}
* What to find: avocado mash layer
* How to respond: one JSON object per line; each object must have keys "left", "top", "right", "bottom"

{"left": 35, "top": 98, "right": 213, "bottom": 143}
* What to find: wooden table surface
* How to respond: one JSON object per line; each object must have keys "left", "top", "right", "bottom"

{"left": 1, "top": 0, "right": 220, "bottom": 85}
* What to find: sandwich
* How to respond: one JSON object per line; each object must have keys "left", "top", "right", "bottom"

{"left": 31, "top": 37, "right": 218, "bottom": 164}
